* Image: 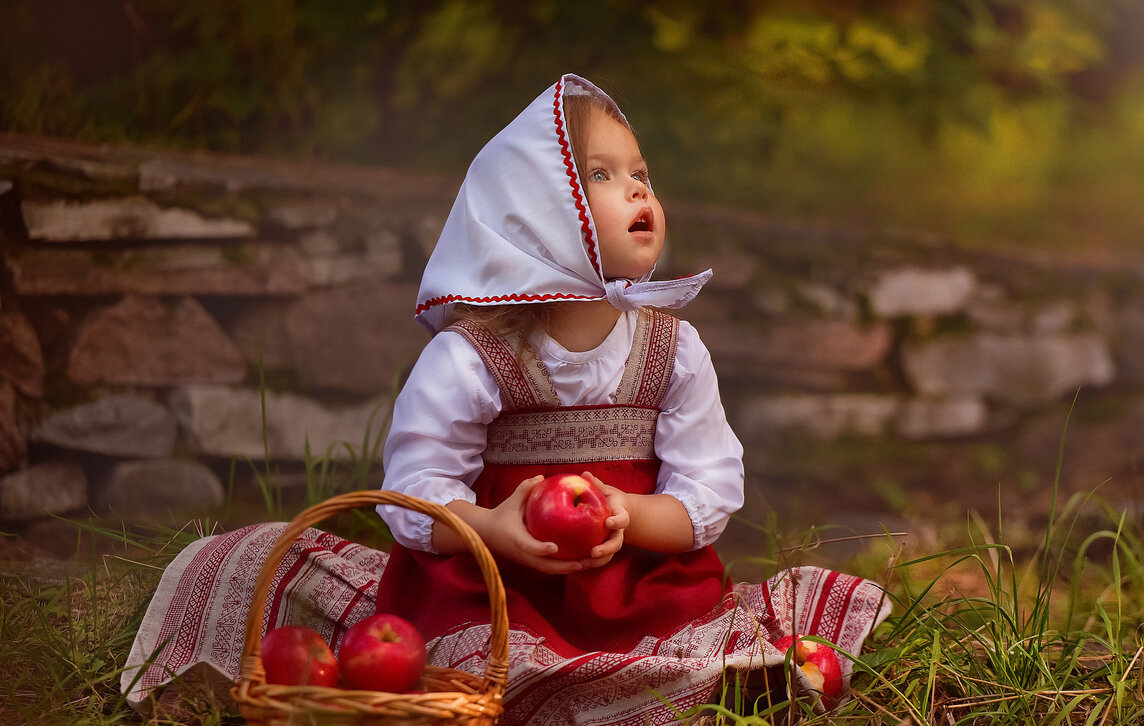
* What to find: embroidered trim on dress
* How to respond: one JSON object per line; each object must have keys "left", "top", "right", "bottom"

{"left": 484, "top": 406, "right": 658, "bottom": 465}
{"left": 446, "top": 319, "right": 560, "bottom": 410}
{"left": 615, "top": 308, "right": 678, "bottom": 408}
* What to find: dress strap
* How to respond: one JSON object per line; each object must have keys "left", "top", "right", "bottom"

{"left": 614, "top": 308, "right": 679, "bottom": 408}
{"left": 444, "top": 318, "right": 561, "bottom": 411}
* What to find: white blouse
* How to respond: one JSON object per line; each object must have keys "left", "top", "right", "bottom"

{"left": 378, "top": 310, "right": 745, "bottom": 553}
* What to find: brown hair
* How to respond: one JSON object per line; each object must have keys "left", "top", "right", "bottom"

{"left": 563, "top": 91, "right": 629, "bottom": 185}
{"left": 445, "top": 301, "right": 553, "bottom": 344}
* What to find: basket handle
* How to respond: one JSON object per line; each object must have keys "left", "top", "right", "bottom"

{"left": 237, "top": 490, "right": 510, "bottom": 691}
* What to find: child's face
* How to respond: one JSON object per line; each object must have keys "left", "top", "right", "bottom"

{"left": 580, "top": 109, "right": 665, "bottom": 281}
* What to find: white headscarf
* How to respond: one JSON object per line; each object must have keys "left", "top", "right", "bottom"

{"left": 414, "top": 73, "right": 712, "bottom": 334}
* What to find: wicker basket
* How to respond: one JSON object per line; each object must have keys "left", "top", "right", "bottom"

{"left": 231, "top": 490, "right": 509, "bottom": 725}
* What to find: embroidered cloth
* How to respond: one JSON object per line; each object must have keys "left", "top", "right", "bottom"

{"left": 122, "top": 525, "right": 891, "bottom": 725}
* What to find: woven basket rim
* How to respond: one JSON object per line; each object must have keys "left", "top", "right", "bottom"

{"left": 230, "top": 490, "right": 509, "bottom": 723}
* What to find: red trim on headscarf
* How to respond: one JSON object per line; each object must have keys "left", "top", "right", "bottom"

{"left": 553, "top": 78, "right": 602, "bottom": 280}
{"left": 414, "top": 291, "right": 599, "bottom": 316}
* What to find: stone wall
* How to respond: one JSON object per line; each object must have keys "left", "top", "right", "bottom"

{"left": 2, "top": 133, "right": 1142, "bottom": 558}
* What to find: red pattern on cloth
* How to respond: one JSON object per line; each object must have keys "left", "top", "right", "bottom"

{"left": 123, "top": 524, "right": 384, "bottom": 706}
{"left": 123, "top": 526, "right": 889, "bottom": 725}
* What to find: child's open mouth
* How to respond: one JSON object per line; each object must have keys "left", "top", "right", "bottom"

{"left": 628, "top": 208, "right": 653, "bottom": 234}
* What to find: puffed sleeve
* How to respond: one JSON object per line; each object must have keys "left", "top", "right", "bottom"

{"left": 655, "top": 320, "right": 745, "bottom": 549}
{"left": 376, "top": 331, "right": 502, "bottom": 552}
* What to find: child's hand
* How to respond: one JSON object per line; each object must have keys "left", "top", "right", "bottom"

{"left": 581, "top": 471, "right": 630, "bottom": 567}
{"left": 481, "top": 475, "right": 588, "bottom": 575}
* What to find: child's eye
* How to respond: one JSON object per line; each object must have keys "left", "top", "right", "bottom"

{"left": 632, "top": 170, "right": 650, "bottom": 184}
{"left": 588, "top": 169, "right": 608, "bottom": 182}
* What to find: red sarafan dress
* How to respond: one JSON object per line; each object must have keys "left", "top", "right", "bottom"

{"left": 375, "top": 308, "right": 728, "bottom": 656}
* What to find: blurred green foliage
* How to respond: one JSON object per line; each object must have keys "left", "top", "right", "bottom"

{"left": 1, "top": 0, "right": 1141, "bottom": 249}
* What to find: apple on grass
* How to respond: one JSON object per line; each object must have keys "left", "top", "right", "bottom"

{"left": 260, "top": 625, "right": 339, "bottom": 687}
{"left": 338, "top": 614, "right": 426, "bottom": 693}
{"left": 523, "top": 473, "right": 613, "bottom": 560}
{"left": 771, "top": 634, "right": 844, "bottom": 708}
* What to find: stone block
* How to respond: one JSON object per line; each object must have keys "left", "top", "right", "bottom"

{"left": 22, "top": 196, "right": 254, "bottom": 241}
{"left": 67, "top": 296, "right": 246, "bottom": 387}
{"left": 895, "top": 396, "right": 988, "bottom": 439}
{"left": 229, "top": 301, "right": 293, "bottom": 370}
{"left": 763, "top": 319, "right": 892, "bottom": 370}
{"left": 31, "top": 394, "right": 177, "bottom": 457}
{"left": 1032, "top": 301, "right": 1078, "bottom": 334}
{"left": 0, "top": 136, "right": 138, "bottom": 182}
{"left": 0, "top": 461, "right": 87, "bottom": 522}
{"left": 737, "top": 393, "right": 901, "bottom": 439}
{"left": 903, "top": 332, "right": 1115, "bottom": 406}
{"left": 968, "top": 294, "right": 1079, "bottom": 335}
{"left": 267, "top": 202, "right": 339, "bottom": 230}
{"left": 230, "top": 284, "right": 425, "bottom": 394}
{"left": 795, "top": 282, "right": 859, "bottom": 319}
{"left": 699, "top": 318, "right": 892, "bottom": 379}
{"left": 97, "top": 458, "right": 225, "bottom": 524}
{"left": 0, "top": 309, "right": 44, "bottom": 398}
{"left": 171, "top": 385, "right": 390, "bottom": 461}
{"left": 869, "top": 265, "right": 977, "bottom": 318}
{"left": 9, "top": 244, "right": 309, "bottom": 297}
{"left": 298, "top": 230, "right": 341, "bottom": 256}
{"left": 0, "top": 382, "right": 26, "bottom": 473}
{"left": 1112, "top": 297, "right": 1144, "bottom": 384}
{"left": 304, "top": 251, "right": 403, "bottom": 287}
{"left": 286, "top": 285, "right": 424, "bottom": 392}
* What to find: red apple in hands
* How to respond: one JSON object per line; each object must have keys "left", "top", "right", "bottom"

{"left": 523, "top": 474, "right": 613, "bottom": 560}
{"left": 338, "top": 614, "right": 426, "bottom": 692}
{"left": 261, "top": 625, "right": 339, "bottom": 687}
{"left": 772, "top": 635, "right": 844, "bottom": 708}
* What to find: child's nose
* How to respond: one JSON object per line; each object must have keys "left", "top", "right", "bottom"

{"left": 629, "top": 181, "right": 648, "bottom": 200}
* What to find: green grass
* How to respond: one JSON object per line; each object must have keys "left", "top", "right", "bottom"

{"left": 669, "top": 485, "right": 1144, "bottom": 725}
{"left": 0, "top": 523, "right": 208, "bottom": 724}
{"left": 4, "top": 415, "right": 1144, "bottom": 724}
{"left": 7, "top": 492, "right": 1143, "bottom": 725}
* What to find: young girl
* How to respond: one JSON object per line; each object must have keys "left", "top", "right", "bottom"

{"left": 371, "top": 74, "right": 889, "bottom": 722}
{"left": 122, "top": 75, "right": 890, "bottom": 725}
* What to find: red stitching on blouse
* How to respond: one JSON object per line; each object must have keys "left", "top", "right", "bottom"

{"left": 553, "top": 78, "right": 601, "bottom": 279}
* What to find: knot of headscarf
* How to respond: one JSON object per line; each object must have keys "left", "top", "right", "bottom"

{"left": 603, "top": 269, "right": 714, "bottom": 311}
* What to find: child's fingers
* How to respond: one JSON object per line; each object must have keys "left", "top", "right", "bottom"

{"left": 590, "top": 528, "right": 624, "bottom": 560}
{"left": 605, "top": 510, "right": 630, "bottom": 530}
{"left": 515, "top": 544, "right": 585, "bottom": 574}
{"left": 519, "top": 536, "right": 559, "bottom": 557}
{"left": 583, "top": 553, "right": 614, "bottom": 568}
{"left": 582, "top": 471, "right": 629, "bottom": 525}
{"left": 512, "top": 474, "right": 546, "bottom": 500}
{"left": 581, "top": 471, "right": 607, "bottom": 489}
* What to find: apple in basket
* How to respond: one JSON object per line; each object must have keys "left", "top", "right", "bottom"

{"left": 260, "top": 625, "right": 340, "bottom": 687}
{"left": 338, "top": 613, "right": 426, "bottom": 692}
{"left": 524, "top": 473, "right": 613, "bottom": 560}
{"left": 771, "top": 635, "right": 843, "bottom": 708}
